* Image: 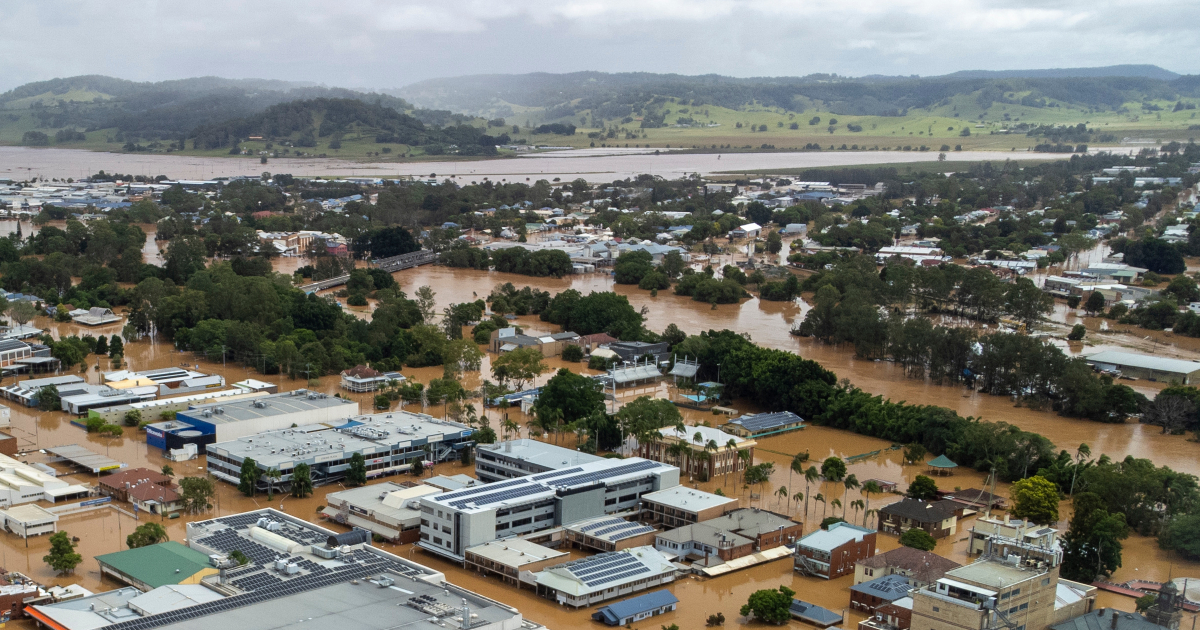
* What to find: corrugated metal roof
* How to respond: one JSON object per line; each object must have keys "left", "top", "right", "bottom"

{"left": 595, "top": 590, "right": 678, "bottom": 622}
{"left": 1084, "top": 351, "right": 1200, "bottom": 375}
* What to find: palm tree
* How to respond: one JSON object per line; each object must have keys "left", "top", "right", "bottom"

{"left": 850, "top": 499, "right": 865, "bottom": 524}
{"left": 830, "top": 498, "right": 842, "bottom": 518}
{"left": 1070, "top": 442, "right": 1091, "bottom": 496}
{"left": 777, "top": 485, "right": 789, "bottom": 512}
{"left": 724, "top": 439, "right": 738, "bottom": 487}
{"left": 737, "top": 449, "right": 752, "bottom": 481}
{"left": 666, "top": 443, "right": 687, "bottom": 468}
{"left": 502, "top": 417, "right": 520, "bottom": 441}
{"left": 692, "top": 431, "right": 704, "bottom": 477}
{"left": 792, "top": 491, "right": 804, "bottom": 517}
{"left": 803, "top": 466, "right": 820, "bottom": 523}
{"left": 815, "top": 493, "right": 827, "bottom": 520}
{"left": 864, "top": 508, "right": 879, "bottom": 529}
{"left": 860, "top": 480, "right": 882, "bottom": 528}
{"left": 790, "top": 451, "right": 810, "bottom": 494}
{"left": 705, "top": 440, "right": 720, "bottom": 480}
{"left": 264, "top": 467, "right": 281, "bottom": 500}
{"left": 842, "top": 474, "right": 860, "bottom": 518}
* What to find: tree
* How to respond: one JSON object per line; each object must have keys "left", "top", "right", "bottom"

{"left": 161, "top": 464, "right": 174, "bottom": 479}
{"left": 536, "top": 368, "right": 605, "bottom": 424}
{"left": 109, "top": 335, "right": 124, "bottom": 359}
{"left": 124, "top": 409, "right": 143, "bottom": 427}
{"left": 766, "top": 230, "right": 783, "bottom": 254}
{"left": 6, "top": 301, "right": 36, "bottom": 327}
{"left": 179, "top": 477, "right": 215, "bottom": 513}
{"left": 899, "top": 527, "right": 938, "bottom": 551}
{"left": 1136, "top": 595, "right": 1158, "bottom": 613}
{"left": 1067, "top": 324, "right": 1086, "bottom": 341}
{"left": 127, "top": 522, "right": 169, "bottom": 549}
{"left": 902, "top": 443, "right": 926, "bottom": 464}
{"left": 1164, "top": 274, "right": 1200, "bottom": 304}
{"left": 347, "top": 452, "right": 368, "bottom": 486}
{"left": 1010, "top": 475, "right": 1060, "bottom": 524}
{"left": 1141, "top": 394, "right": 1195, "bottom": 434}
{"left": 44, "top": 531, "right": 82, "bottom": 574}
{"left": 36, "top": 385, "right": 61, "bottom": 412}
{"left": 414, "top": 286, "right": 437, "bottom": 322}
{"left": 291, "top": 462, "right": 313, "bottom": 498}
{"left": 561, "top": 344, "right": 584, "bottom": 362}
{"left": 1005, "top": 278, "right": 1053, "bottom": 328}
{"left": 237, "top": 458, "right": 259, "bottom": 497}
{"left": 740, "top": 585, "right": 795, "bottom": 625}
{"left": 661, "top": 251, "right": 686, "bottom": 280}
{"left": 491, "top": 347, "right": 547, "bottom": 390}
{"left": 1063, "top": 492, "right": 1130, "bottom": 581}
{"left": 861, "top": 480, "right": 882, "bottom": 527}
{"left": 1084, "top": 291, "right": 1107, "bottom": 316}
{"left": 820, "top": 456, "right": 846, "bottom": 486}
{"left": 906, "top": 475, "right": 939, "bottom": 500}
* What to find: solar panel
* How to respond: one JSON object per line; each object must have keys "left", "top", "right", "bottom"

{"left": 438, "top": 478, "right": 527, "bottom": 502}
{"left": 580, "top": 517, "right": 622, "bottom": 533}
{"left": 530, "top": 466, "right": 584, "bottom": 481}
{"left": 732, "top": 411, "right": 802, "bottom": 431}
{"left": 448, "top": 482, "right": 547, "bottom": 509}
{"left": 548, "top": 460, "right": 660, "bottom": 488}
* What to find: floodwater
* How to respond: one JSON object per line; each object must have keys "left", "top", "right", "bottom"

{"left": 1, "top": 235, "right": 1199, "bottom": 627}
{"left": 0, "top": 146, "right": 1094, "bottom": 183}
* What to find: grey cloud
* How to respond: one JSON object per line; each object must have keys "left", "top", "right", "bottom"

{"left": 0, "top": 0, "right": 1195, "bottom": 92}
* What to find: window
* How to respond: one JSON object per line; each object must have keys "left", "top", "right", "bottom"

{"left": 1042, "top": 578, "right": 1050, "bottom": 586}
{"left": 433, "top": 537, "right": 443, "bottom": 545}
{"left": 1011, "top": 588, "right": 1020, "bottom": 596}
{"left": 1019, "top": 603, "right": 1028, "bottom": 611}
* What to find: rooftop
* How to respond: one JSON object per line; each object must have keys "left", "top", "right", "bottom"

{"left": 656, "top": 522, "right": 753, "bottom": 548}
{"left": 535, "top": 546, "right": 675, "bottom": 596}
{"left": 724, "top": 411, "right": 804, "bottom": 433}
{"left": 945, "top": 556, "right": 1049, "bottom": 590}
{"left": 565, "top": 515, "right": 657, "bottom": 543}
{"left": 426, "top": 457, "right": 675, "bottom": 514}
{"left": 465, "top": 538, "right": 569, "bottom": 567}
{"left": 851, "top": 574, "right": 913, "bottom": 601}
{"left": 96, "top": 542, "right": 214, "bottom": 589}
{"left": 790, "top": 600, "right": 844, "bottom": 627}
{"left": 1083, "top": 351, "right": 1200, "bottom": 375}
{"left": 657, "top": 424, "right": 748, "bottom": 447}
{"left": 594, "top": 590, "right": 678, "bottom": 624}
{"left": 698, "top": 508, "right": 797, "bottom": 538}
{"left": 1051, "top": 609, "right": 1170, "bottom": 630}
{"left": 798, "top": 522, "right": 874, "bottom": 553}
{"left": 477, "top": 439, "right": 605, "bottom": 469}
{"left": 857, "top": 547, "right": 962, "bottom": 583}
{"left": 640, "top": 486, "right": 737, "bottom": 513}
{"left": 880, "top": 498, "right": 958, "bottom": 523}
{"left": 180, "top": 389, "right": 356, "bottom": 425}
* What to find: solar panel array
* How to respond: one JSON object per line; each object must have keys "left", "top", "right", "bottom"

{"left": 437, "top": 477, "right": 527, "bottom": 503}
{"left": 592, "top": 521, "right": 654, "bottom": 540}
{"left": 733, "top": 411, "right": 802, "bottom": 432}
{"left": 547, "top": 460, "right": 660, "bottom": 488}
{"left": 446, "top": 481, "right": 546, "bottom": 509}
{"left": 580, "top": 517, "right": 625, "bottom": 533}
{"left": 561, "top": 552, "right": 654, "bottom": 588}
{"left": 530, "top": 466, "right": 584, "bottom": 481}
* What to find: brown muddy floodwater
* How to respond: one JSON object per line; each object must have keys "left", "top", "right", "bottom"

{"left": 1, "top": 241, "right": 1199, "bottom": 628}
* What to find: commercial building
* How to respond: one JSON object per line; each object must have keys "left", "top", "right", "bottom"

{"left": 1084, "top": 351, "right": 1200, "bottom": 384}
{"left": 102, "top": 368, "right": 225, "bottom": 397}
{"left": 73, "top": 307, "right": 122, "bottom": 326}
{"left": 854, "top": 546, "right": 962, "bottom": 587}
{"left": 463, "top": 538, "right": 569, "bottom": 586}
{"left": 170, "top": 389, "right": 359, "bottom": 444}
{"left": 0, "top": 338, "right": 37, "bottom": 370}
{"left": 490, "top": 327, "right": 580, "bottom": 357}
{"left": 0, "top": 375, "right": 86, "bottom": 407}
{"left": 878, "top": 499, "right": 959, "bottom": 539}
{"left": 636, "top": 424, "right": 755, "bottom": 479}
{"left": 533, "top": 546, "right": 678, "bottom": 607}
{"left": 97, "top": 468, "right": 181, "bottom": 514}
{"left": 61, "top": 383, "right": 159, "bottom": 415}
{"left": 30, "top": 508, "right": 539, "bottom": 630}
{"left": 859, "top": 597, "right": 913, "bottom": 630}
{"left": 640, "top": 485, "right": 737, "bottom": 528}
{"left": 206, "top": 412, "right": 473, "bottom": 491}
{"left": 95, "top": 542, "right": 218, "bottom": 591}
{"left": 89, "top": 389, "right": 268, "bottom": 426}
{"left": 0, "top": 453, "right": 90, "bottom": 507}
{"left": 475, "top": 439, "right": 603, "bottom": 482}
{"left": 419, "top": 457, "right": 678, "bottom": 561}
{"left": 1054, "top": 609, "right": 1177, "bottom": 630}
{"left": 722, "top": 411, "right": 805, "bottom": 438}
{"left": 321, "top": 482, "right": 441, "bottom": 543}
{"left": 592, "top": 590, "right": 679, "bottom": 626}
{"left": 795, "top": 522, "right": 877, "bottom": 579}
{"left": 851, "top": 574, "right": 914, "bottom": 613}
{"left": 654, "top": 508, "right": 802, "bottom": 563}
{"left": 969, "top": 515, "right": 1060, "bottom": 557}
{"left": 0, "top": 504, "right": 58, "bottom": 539}
{"left": 563, "top": 515, "right": 658, "bottom": 553}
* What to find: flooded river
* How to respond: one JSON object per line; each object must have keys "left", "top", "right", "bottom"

{"left": 1, "top": 146, "right": 1089, "bottom": 183}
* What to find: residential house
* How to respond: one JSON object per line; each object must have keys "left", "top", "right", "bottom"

{"left": 854, "top": 546, "right": 962, "bottom": 587}
{"left": 878, "top": 499, "right": 959, "bottom": 539}
{"left": 339, "top": 365, "right": 403, "bottom": 393}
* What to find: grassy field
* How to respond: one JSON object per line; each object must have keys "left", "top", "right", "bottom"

{"left": 2, "top": 90, "right": 1198, "bottom": 163}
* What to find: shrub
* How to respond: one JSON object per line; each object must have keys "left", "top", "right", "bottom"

{"left": 561, "top": 345, "right": 584, "bottom": 362}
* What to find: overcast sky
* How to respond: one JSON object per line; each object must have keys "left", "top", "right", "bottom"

{"left": 2, "top": 0, "right": 1196, "bottom": 92}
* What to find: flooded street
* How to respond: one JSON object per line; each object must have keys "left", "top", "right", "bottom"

{"left": 1, "top": 146, "right": 1086, "bottom": 183}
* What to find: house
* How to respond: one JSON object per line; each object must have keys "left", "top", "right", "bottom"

{"left": 878, "top": 499, "right": 959, "bottom": 539}
{"left": 739, "top": 223, "right": 763, "bottom": 238}
{"left": 572, "top": 332, "right": 619, "bottom": 353}
{"left": 72, "top": 307, "right": 121, "bottom": 326}
{"left": 859, "top": 597, "right": 914, "bottom": 630}
{"left": 790, "top": 600, "right": 845, "bottom": 627}
{"left": 339, "top": 365, "right": 403, "bottom": 392}
{"left": 97, "top": 468, "right": 173, "bottom": 503}
{"left": 855, "top": 546, "right": 961, "bottom": 588}
{"left": 490, "top": 327, "right": 579, "bottom": 357}
{"left": 592, "top": 590, "right": 679, "bottom": 626}
{"left": 795, "top": 522, "right": 877, "bottom": 579}
{"left": 851, "top": 574, "right": 913, "bottom": 613}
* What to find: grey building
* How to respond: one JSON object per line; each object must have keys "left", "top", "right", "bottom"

{"left": 475, "top": 439, "right": 604, "bottom": 482}
{"left": 419, "top": 457, "right": 679, "bottom": 561}
{"left": 205, "top": 412, "right": 473, "bottom": 491}
{"left": 608, "top": 341, "right": 670, "bottom": 363}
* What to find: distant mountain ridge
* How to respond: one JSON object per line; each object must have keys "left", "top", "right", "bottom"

{"left": 937, "top": 65, "right": 1179, "bottom": 81}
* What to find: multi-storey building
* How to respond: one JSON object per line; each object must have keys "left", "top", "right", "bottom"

{"left": 474, "top": 439, "right": 603, "bottom": 482}
{"left": 878, "top": 498, "right": 959, "bottom": 539}
{"left": 795, "top": 522, "right": 877, "bottom": 579}
{"left": 418, "top": 457, "right": 678, "bottom": 561}
{"left": 636, "top": 424, "right": 755, "bottom": 480}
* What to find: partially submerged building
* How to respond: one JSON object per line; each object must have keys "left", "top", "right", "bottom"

{"left": 321, "top": 482, "right": 441, "bottom": 543}
{"left": 1084, "top": 351, "right": 1200, "bottom": 384}
{"left": 637, "top": 424, "right": 755, "bottom": 480}
{"left": 463, "top": 538, "right": 569, "bottom": 587}
{"left": 592, "top": 590, "right": 679, "bottom": 626}
{"left": 533, "top": 546, "right": 678, "bottom": 607}
{"left": 475, "top": 439, "right": 603, "bottom": 483}
{"left": 640, "top": 485, "right": 737, "bottom": 528}
{"left": 722, "top": 411, "right": 805, "bottom": 438}
{"left": 878, "top": 499, "right": 959, "bottom": 539}
{"left": 796, "top": 522, "right": 877, "bottom": 579}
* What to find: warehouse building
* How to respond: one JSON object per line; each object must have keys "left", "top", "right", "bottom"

{"left": 90, "top": 389, "right": 268, "bottom": 425}
{"left": 95, "top": 542, "right": 217, "bottom": 591}
{"left": 321, "top": 482, "right": 442, "bottom": 543}
{"left": 534, "top": 546, "right": 678, "bottom": 607}
{"left": 206, "top": 412, "right": 473, "bottom": 492}
{"left": 0, "top": 375, "right": 86, "bottom": 407}
{"left": 0, "top": 453, "right": 90, "bottom": 507}
{"left": 30, "top": 508, "right": 539, "bottom": 630}
{"left": 102, "top": 367, "right": 225, "bottom": 397}
{"left": 475, "top": 439, "right": 604, "bottom": 482}
{"left": 641, "top": 485, "right": 737, "bottom": 527}
{"left": 419, "top": 458, "right": 679, "bottom": 561}
{"left": 463, "top": 538, "right": 569, "bottom": 586}
{"left": 0, "top": 503, "right": 58, "bottom": 539}
{"left": 1084, "top": 350, "right": 1200, "bottom": 384}
{"left": 170, "top": 389, "right": 359, "bottom": 443}
{"left": 61, "top": 383, "right": 159, "bottom": 415}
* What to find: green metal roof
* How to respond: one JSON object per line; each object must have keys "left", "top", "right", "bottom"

{"left": 927, "top": 455, "right": 958, "bottom": 468}
{"left": 95, "top": 541, "right": 212, "bottom": 589}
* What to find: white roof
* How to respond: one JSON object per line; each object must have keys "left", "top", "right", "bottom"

{"left": 1083, "top": 351, "right": 1200, "bottom": 375}
{"left": 658, "top": 424, "right": 746, "bottom": 447}
{"left": 535, "top": 546, "right": 675, "bottom": 596}
{"left": 640, "top": 486, "right": 736, "bottom": 512}
{"left": 740, "top": 223, "right": 762, "bottom": 231}
{"left": 797, "top": 522, "right": 873, "bottom": 553}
